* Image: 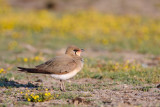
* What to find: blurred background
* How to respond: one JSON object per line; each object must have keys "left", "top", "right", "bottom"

{"left": 0, "top": 0, "right": 160, "bottom": 55}
{"left": 6, "top": 0, "right": 160, "bottom": 16}
{"left": 0, "top": 0, "right": 160, "bottom": 69}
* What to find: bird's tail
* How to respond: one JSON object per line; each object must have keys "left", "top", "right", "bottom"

{"left": 17, "top": 67, "right": 52, "bottom": 74}
{"left": 17, "top": 67, "right": 39, "bottom": 73}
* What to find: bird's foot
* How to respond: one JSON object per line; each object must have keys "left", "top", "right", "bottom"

{"left": 60, "top": 88, "right": 66, "bottom": 92}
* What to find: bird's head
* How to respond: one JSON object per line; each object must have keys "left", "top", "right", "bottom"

{"left": 65, "top": 45, "right": 84, "bottom": 57}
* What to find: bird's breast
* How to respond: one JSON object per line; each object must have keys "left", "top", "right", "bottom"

{"left": 51, "top": 58, "right": 84, "bottom": 80}
{"left": 51, "top": 67, "right": 82, "bottom": 80}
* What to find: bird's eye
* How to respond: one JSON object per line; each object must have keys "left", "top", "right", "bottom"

{"left": 73, "top": 49, "right": 79, "bottom": 52}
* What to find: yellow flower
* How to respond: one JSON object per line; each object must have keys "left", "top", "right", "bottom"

{"left": 38, "top": 99, "right": 41, "bottom": 102}
{"left": 0, "top": 68, "right": 4, "bottom": 72}
{"left": 102, "top": 39, "right": 108, "bottom": 45}
{"left": 8, "top": 41, "right": 18, "bottom": 50}
{"left": 20, "top": 91, "right": 23, "bottom": 94}
{"left": 47, "top": 93, "right": 51, "bottom": 96}
{"left": 45, "top": 93, "right": 48, "bottom": 96}
{"left": 123, "top": 65, "right": 128, "bottom": 70}
{"left": 34, "top": 56, "right": 39, "bottom": 61}
{"left": 24, "top": 58, "right": 28, "bottom": 62}
{"left": 33, "top": 96, "right": 37, "bottom": 100}
{"left": 35, "top": 95, "right": 39, "bottom": 99}
{"left": 27, "top": 98, "right": 31, "bottom": 101}
{"left": 31, "top": 93, "right": 34, "bottom": 97}
{"left": 0, "top": 68, "right": 4, "bottom": 73}
{"left": 56, "top": 94, "right": 59, "bottom": 97}
{"left": 132, "top": 66, "right": 136, "bottom": 70}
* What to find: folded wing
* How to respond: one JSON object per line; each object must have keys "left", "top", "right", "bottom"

{"left": 36, "top": 56, "right": 77, "bottom": 74}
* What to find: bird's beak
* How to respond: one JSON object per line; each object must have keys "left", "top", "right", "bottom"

{"left": 81, "top": 49, "right": 85, "bottom": 52}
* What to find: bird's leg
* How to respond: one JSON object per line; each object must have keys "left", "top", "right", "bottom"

{"left": 60, "top": 80, "right": 63, "bottom": 91}
{"left": 60, "top": 80, "right": 66, "bottom": 92}
{"left": 62, "top": 80, "right": 66, "bottom": 92}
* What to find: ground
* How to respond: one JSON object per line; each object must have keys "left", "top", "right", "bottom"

{"left": 1, "top": 78, "right": 160, "bottom": 107}
{"left": 0, "top": 49, "right": 160, "bottom": 107}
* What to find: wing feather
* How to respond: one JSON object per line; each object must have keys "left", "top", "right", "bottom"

{"left": 35, "top": 56, "right": 77, "bottom": 74}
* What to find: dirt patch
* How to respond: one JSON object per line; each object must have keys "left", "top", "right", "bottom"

{"left": 0, "top": 78, "right": 159, "bottom": 107}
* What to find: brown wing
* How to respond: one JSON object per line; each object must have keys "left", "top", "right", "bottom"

{"left": 35, "top": 56, "right": 77, "bottom": 74}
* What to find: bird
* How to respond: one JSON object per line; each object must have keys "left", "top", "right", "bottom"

{"left": 17, "top": 45, "right": 84, "bottom": 91}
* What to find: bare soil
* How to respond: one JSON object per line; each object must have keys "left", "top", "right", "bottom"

{"left": 0, "top": 77, "right": 160, "bottom": 107}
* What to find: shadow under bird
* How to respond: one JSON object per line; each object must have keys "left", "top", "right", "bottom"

{"left": 17, "top": 45, "right": 84, "bottom": 91}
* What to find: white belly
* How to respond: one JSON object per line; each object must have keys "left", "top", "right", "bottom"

{"left": 51, "top": 60, "right": 83, "bottom": 80}
{"left": 51, "top": 68, "right": 81, "bottom": 80}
